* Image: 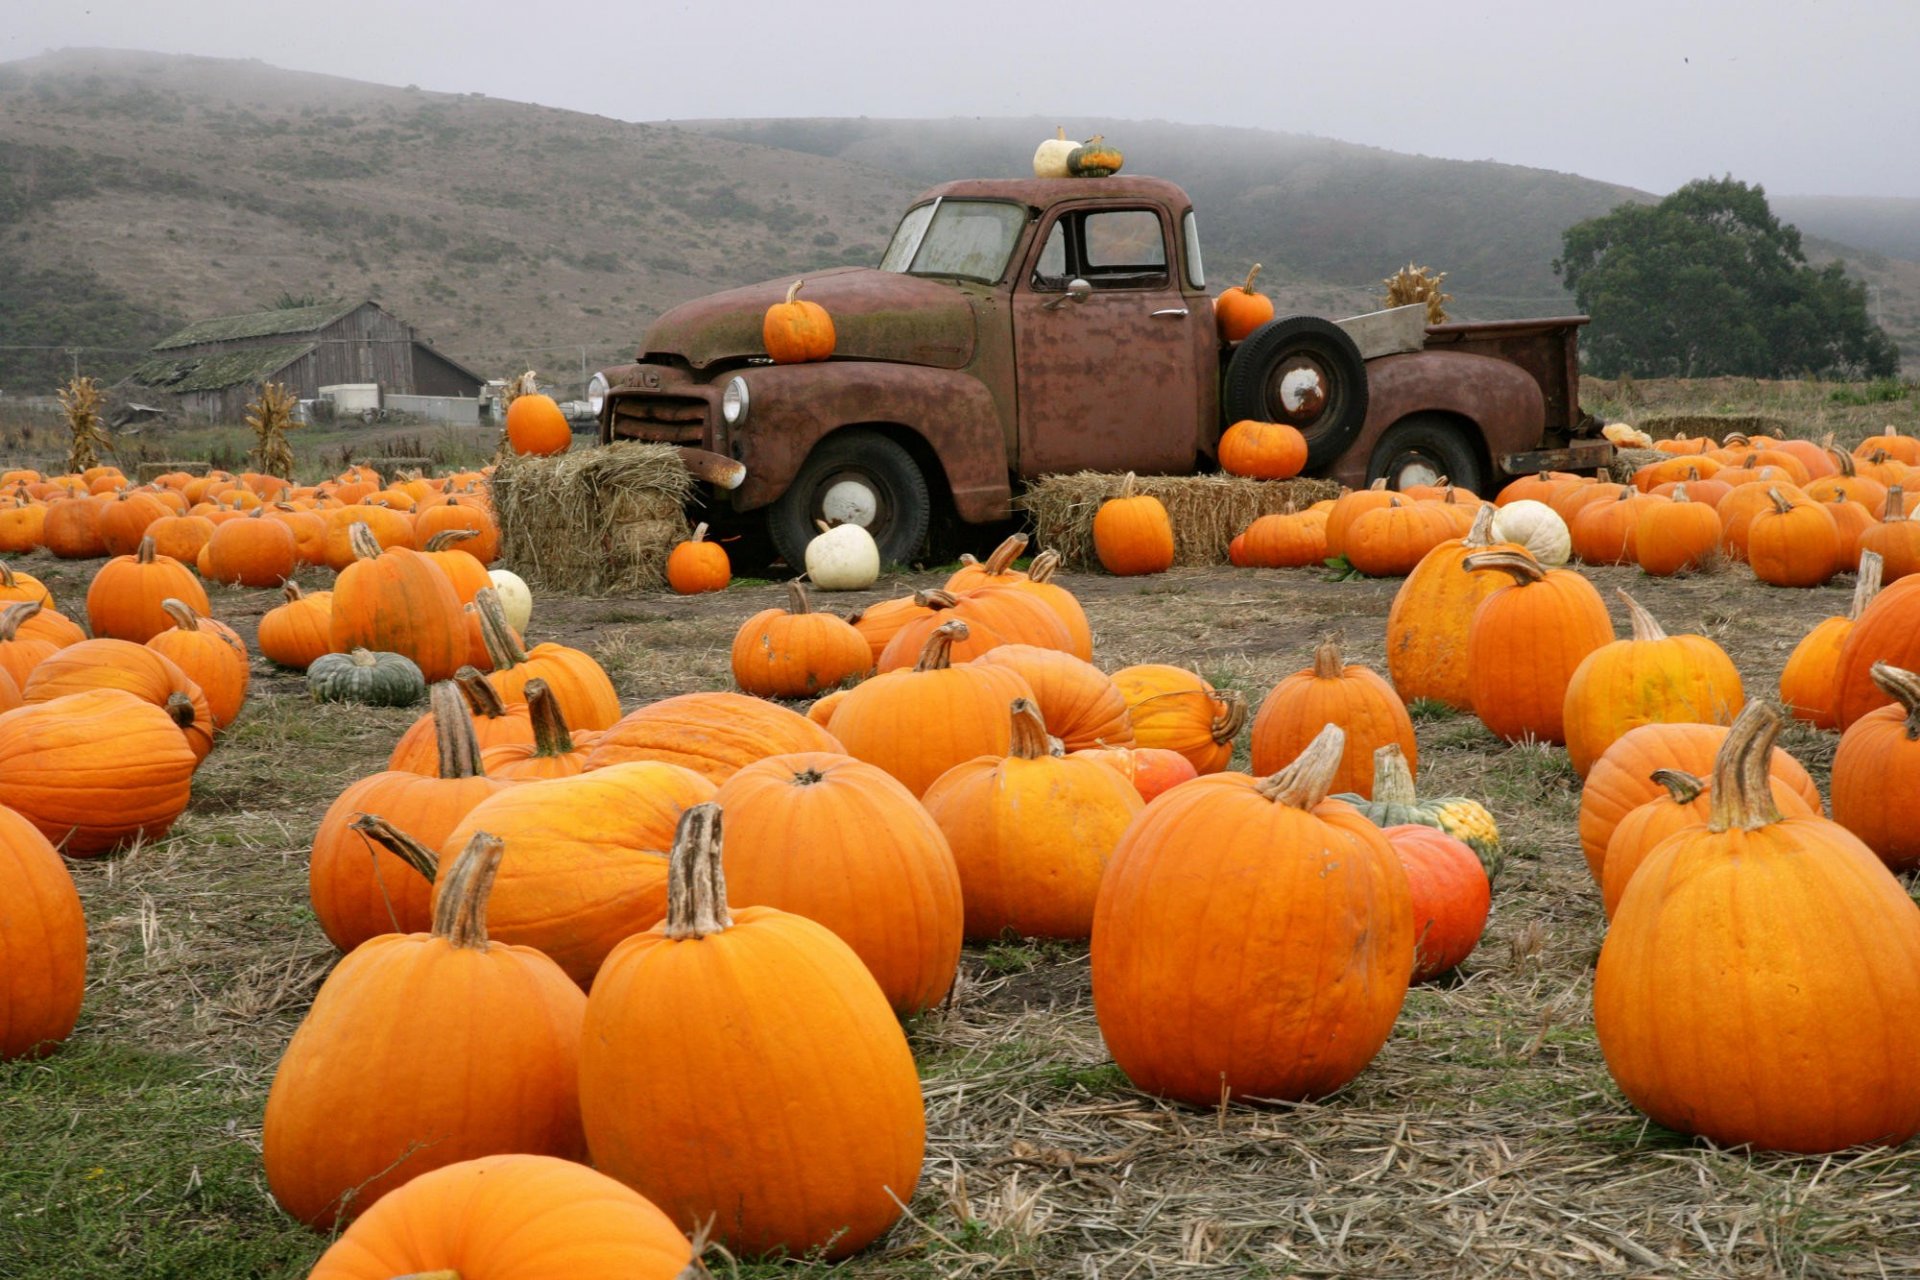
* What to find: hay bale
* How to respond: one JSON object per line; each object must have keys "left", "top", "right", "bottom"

{"left": 1605, "top": 447, "right": 1668, "bottom": 484}
{"left": 1020, "top": 472, "right": 1345, "bottom": 569}
{"left": 135, "top": 461, "right": 209, "bottom": 482}
{"left": 1634, "top": 413, "right": 1790, "bottom": 442}
{"left": 489, "top": 443, "right": 693, "bottom": 594}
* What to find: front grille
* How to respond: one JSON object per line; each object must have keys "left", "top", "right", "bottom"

{"left": 609, "top": 393, "right": 709, "bottom": 444}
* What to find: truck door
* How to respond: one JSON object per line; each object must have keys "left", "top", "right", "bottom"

{"left": 1012, "top": 205, "right": 1210, "bottom": 476}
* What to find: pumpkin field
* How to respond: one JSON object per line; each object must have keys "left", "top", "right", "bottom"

{"left": 5, "top": 376, "right": 1920, "bottom": 1278}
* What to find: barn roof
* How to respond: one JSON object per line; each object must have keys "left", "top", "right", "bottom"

{"left": 151, "top": 300, "right": 363, "bottom": 351}
{"left": 130, "top": 342, "right": 316, "bottom": 393}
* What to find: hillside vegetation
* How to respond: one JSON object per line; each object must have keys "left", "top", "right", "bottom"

{"left": 1, "top": 48, "right": 1915, "bottom": 394}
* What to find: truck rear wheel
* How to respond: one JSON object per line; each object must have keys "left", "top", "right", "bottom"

{"left": 1368, "top": 413, "right": 1487, "bottom": 495}
{"left": 1222, "top": 315, "right": 1370, "bottom": 473}
{"left": 768, "top": 430, "right": 932, "bottom": 571}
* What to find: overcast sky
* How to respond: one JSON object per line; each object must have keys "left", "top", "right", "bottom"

{"left": 8, "top": 0, "right": 1917, "bottom": 198}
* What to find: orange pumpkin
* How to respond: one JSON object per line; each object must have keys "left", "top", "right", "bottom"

{"left": 1250, "top": 635, "right": 1417, "bottom": 794}
{"left": 664, "top": 521, "right": 730, "bottom": 594}
{"left": 388, "top": 668, "right": 534, "bottom": 774}
{"left": 505, "top": 393, "right": 572, "bottom": 457}
{"left": 479, "top": 678, "right": 600, "bottom": 781}
{"left": 0, "top": 688, "right": 199, "bottom": 857}
{"left": 762, "top": 278, "right": 836, "bottom": 364}
{"left": 22, "top": 639, "right": 214, "bottom": 764}
{"left": 1459, "top": 550, "right": 1614, "bottom": 746}
{"left": 0, "top": 602, "right": 59, "bottom": 691}
{"left": 1000, "top": 550, "right": 1094, "bottom": 660}
{"left": 1633, "top": 484, "right": 1722, "bottom": 577}
{"left": 730, "top": 581, "right": 874, "bottom": 699}
{"left": 1213, "top": 263, "right": 1275, "bottom": 343}
{"left": 587, "top": 690, "right": 843, "bottom": 785}
{"left": 972, "top": 644, "right": 1133, "bottom": 751}
{"left": 1218, "top": 418, "right": 1307, "bottom": 479}
{"left": 86, "top": 536, "right": 211, "bottom": 644}
{"left": 257, "top": 583, "right": 334, "bottom": 672}
{"left": 1746, "top": 487, "right": 1838, "bottom": 588}
{"left": 1111, "top": 663, "right": 1247, "bottom": 774}
{"left": 146, "top": 599, "right": 249, "bottom": 730}
{"left": 331, "top": 523, "right": 468, "bottom": 684}
{"left": 1601, "top": 768, "right": 1816, "bottom": 919}
{"left": 473, "top": 589, "right": 621, "bottom": 730}
{"left": 0, "top": 803, "right": 87, "bottom": 1061}
{"left": 1385, "top": 505, "right": 1525, "bottom": 709}
{"left": 1092, "top": 472, "right": 1174, "bottom": 575}
{"left": 1831, "top": 663, "right": 1920, "bottom": 871}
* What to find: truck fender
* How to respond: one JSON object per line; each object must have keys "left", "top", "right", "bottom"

{"left": 725, "top": 363, "right": 1012, "bottom": 522}
{"left": 1329, "top": 351, "right": 1545, "bottom": 489}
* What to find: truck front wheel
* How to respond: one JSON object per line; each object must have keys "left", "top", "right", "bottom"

{"left": 1368, "top": 414, "right": 1487, "bottom": 495}
{"left": 767, "top": 430, "right": 932, "bottom": 571}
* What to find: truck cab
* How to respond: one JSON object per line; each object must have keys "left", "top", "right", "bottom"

{"left": 595, "top": 175, "right": 1602, "bottom": 567}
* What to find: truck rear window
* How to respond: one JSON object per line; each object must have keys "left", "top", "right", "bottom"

{"left": 880, "top": 200, "right": 1027, "bottom": 283}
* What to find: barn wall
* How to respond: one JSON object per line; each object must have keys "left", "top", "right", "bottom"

{"left": 411, "top": 344, "right": 484, "bottom": 396}
{"left": 310, "top": 304, "right": 416, "bottom": 390}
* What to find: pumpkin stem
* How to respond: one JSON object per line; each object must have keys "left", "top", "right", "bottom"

{"left": 1650, "top": 768, "right": 1706, "bottom": 806}
{"left": 1886, "top": 486, "right": 1908, "bottom": 523}
{"left": 1723, "top": 432, "right": 1751, "bottom": 448}
{"left": 453, "top": 665, "right": 509, "bottom": 718}
{"left": 1007, "top": 698, "right": 1051, "bottom": 760}
{"left": 1461, "top": 549, "right": 1546, "bottom": 587}
{"left": 1211, "top": 688, "right": 1248, "bottom": 745}
{"left": 430, "top": 831, "right": 506, "bottom": 950}
{"left": 1117, "top": 471, "right": 1139, "bottom": 501}
{"left": 158, "top": 597, "right": 201, "bottom": 632}
{"left": 0, "top": 599, "right": 42, "bottom": 642}
{"left": 785, "top": 279, "right": 805, "bottom": 307}
{"left": 163, "top": 691, "right": 197, "bottom": 731}
{"left": 136, "top": 535, "right": 157, "bottom": 564}
{"left": 1240, "top": 263, "right": 1263, "bottom": 295}
{"left": 1027, "top": 549, "right": 1063, "bottom": 584}
{"left": 1370, "top": 743, "right": 1417, "bottom": 807}
{"left": 815, "top": 518, "right": 833, "bottom": 535}
{"left": 1706, "top": 702, "right": 1785, "bottom": 833}
{"left": 664, "top": 803, "right": 731, "bottom": 940}
{"left": 1868, "top": 663, "right": 1920, "bottom": 741}
{"left": 347, "top": 813, "right": 440, "bottom": 884}
{"left": 429, "top": 679, "right": 488, "bottom": 780}
{"left": 914, "top": 620, "right": 969, "bottom": 671}
{"left": 1464, "top": 507, "right": 1496, "bottom": 546}
{"left": 785, "top": 580, "right": 813, "bottom": 615}
{"left": 1851, "top": 551, "right": 1885, "bottom": 621}
{"left": 522, "top": 677, "right": 576, "bottom": 758}
{"left": 689, "top": 521, "right": 709, "bottom": 544}
{"left": 1764, "top": 486, "right": 1795, "bottom": 516}
{"left": 1672, "top": 483, "right": 1689, "bottom": 503}
{"left": 1312, "top": 636, "right": 1345, "bottom": 680}
{"left": 347, "top": 521, "right": 386, "bottom": 562}
{"left": 282, "top": 581, "right": 305, "bottom": 604}
{"left": 982, "top": 532, "right": 1029, "bottom": 576}
{"left": 1616, "top": 590, "right": 1667, "bottom": 642}
{"left": 424, "top": 528, "right": 479, "bottom": 552}
{"left": 1829, "top": 446, "right": 1857, "bottom": 477}
{"left": 473, "top": 588, "right": 531, "bottom": 669}
{"left": 913, "top": 588, "right": 959, "bottom": 611}
{"left": 1254, "top": 723, "right": 1347, "bottom": 808}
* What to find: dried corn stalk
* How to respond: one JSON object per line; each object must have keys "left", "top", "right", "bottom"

{"left": 58, "top": 376, "right": 110, "bottom": 475}
{"left": 246, "top": 381, "right": 301, "bottom": 479}
{"left": 1383, "top": 263, "right": 1452, "bottom": 324}
{"left": 493, "top": 369, "right": 541, "bottom": 461}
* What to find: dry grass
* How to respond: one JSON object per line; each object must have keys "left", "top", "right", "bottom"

{"left": 1021, "top": 472, "right": 1343, "bottom": 569}
{"left": 489, "top": 442, "right": 693, "bottom": 594}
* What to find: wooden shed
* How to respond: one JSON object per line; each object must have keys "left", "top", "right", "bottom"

{"left": 131, "top": 300, "right": 485, "bottom": 421}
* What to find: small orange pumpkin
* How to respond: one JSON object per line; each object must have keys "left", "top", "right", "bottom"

{"left": 763, "top": 278, "right": 836, "bottom": 364}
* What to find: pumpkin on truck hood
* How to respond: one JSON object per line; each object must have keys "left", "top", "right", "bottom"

{"left": 639, "top": 267, "right": 978, "bottom": 371}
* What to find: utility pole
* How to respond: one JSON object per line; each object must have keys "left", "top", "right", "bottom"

{"left": 66, "top": 348, "right": 80, "bottom": 381}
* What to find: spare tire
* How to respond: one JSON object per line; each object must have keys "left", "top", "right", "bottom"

{"left": 1222, "top": 315, "right": 1370, "bottom": 473}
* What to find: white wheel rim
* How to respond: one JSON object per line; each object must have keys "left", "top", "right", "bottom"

{"left": 821, "top": 479, "right": 879, "bottom": 527}
{"left": 1280, "top": 367, "right": 1325, "bottom": 415}
{"left": 1395, "top": 460, "right": 1442, "bottom": 489}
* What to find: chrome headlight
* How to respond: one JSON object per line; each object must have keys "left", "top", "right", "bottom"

{"left": 586, "top": 372, "right": 609, "bottom": 416}
{"left": 721, "top": 375, "right": 750, "bottom": 426}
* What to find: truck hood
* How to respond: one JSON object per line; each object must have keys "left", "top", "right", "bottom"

{"left": 639, "top": 267, "right": 977, "bottom": 370}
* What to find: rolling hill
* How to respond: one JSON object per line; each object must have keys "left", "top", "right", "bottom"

{"left": 0, "top": 48, "right": 1912, "bottom": 397}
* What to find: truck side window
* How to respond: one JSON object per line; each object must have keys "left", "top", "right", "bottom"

{"left": 1033, "top": 222, "right": 1068, "bottom": 289}
{"left": 1028, "top": 209, "right": 1171, "bottom": 292}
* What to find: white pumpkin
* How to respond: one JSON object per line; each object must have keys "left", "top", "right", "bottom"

{"left": 1033, "top": 127, "right": 1075, "bottom": 180}
{"left": 1490, "top": 499, "right": 1572, "bottom": 566}
{"left": 487, "top": 568, "right": 534, "bottom": 631}
{"left": 805, "top": 521, "right": 880, "bottom": 590}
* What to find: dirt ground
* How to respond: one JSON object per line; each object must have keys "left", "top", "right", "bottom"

{"left": 3, "top": 535, "right": 1900, "bottom": 1279}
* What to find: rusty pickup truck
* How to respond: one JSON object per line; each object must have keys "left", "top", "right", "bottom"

{"left": 593, "top": 174, "right": 1607, "bottom": 566}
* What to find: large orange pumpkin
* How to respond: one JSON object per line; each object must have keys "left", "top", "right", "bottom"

{"left": 1460, "top": 550, "right": 1613, "bottom": 745}
{"left": 505, "top": 393, "right": 573, "bottom": 456}
{"left": 586, "top": 689, "right": 841, "bottom": 784}
{"left": 0, "top": 804, "right": 87, "bottom": 1060}
{"left": 578, "top": 805, "right": 923, "bottom": 1259}
{"left": 1111, "top": 663, "right": 1247, "bottom": 774}
{"left": 1831, "top": 663, "right": 1920, "bottom": 871}
{"left": 1250, "top": 636, "right": 1416, "bottom": 795}
{"left": 1092, "top": 473, "right": 1174, "bottom": 575}
{"left": 146, "top": 599, "right": 250, "bottom": 730}
{"left": 86, "top": 536, "right": 211, "bottom": 643}
{"left": 1385, "top": 505, "right": 1525, "bottom": 709}
{"left": 0, "top": 688, "right": 199, "bottom": 856}
{"left": 1218, "top": 418, "right": 1307, "bottom": 479}
{"left": 730, "top": 581, "right": 873, "bottom": 699}
{"left": 1595, "top": 703, "right": 1920, "bottom": 1153}
{"left": 1092, "top": 725, "right": 1412, "bottom": 1105}
{"left": 22, "top": 638, "right": 215, "bottom": 763}
{"left": 265, "top": 833, "right": 587, "bottom": 1227}
{"left": 331, "top": 523, "right": 467, "bottom": 683}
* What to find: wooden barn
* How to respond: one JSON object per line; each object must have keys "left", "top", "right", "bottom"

{"left": 130, "top": 300, "right": 485, "bottom": 421}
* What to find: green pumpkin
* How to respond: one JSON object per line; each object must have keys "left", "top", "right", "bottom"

{"left": 1067, "top": 134, "right": 1123, "bottom": 178}
{"left": 308, "top": 648, "right": 427, "bottom": 707}
{"left": 1334, "top": 743, "right": 1503, "bottom": 880}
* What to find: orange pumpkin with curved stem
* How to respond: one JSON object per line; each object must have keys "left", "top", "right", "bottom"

{"left": 717, "top": 750, "right": 963, "bottom": 1015}
{"left": 924, "top": 699, "right": 1143, "bottom": 941}
{"left": 23, "top": 638, "right": 214, "bottom": 763}
{"left": 664, "top": 521, "right": 729, "bottom": 594}
{"left": 1595, "top": 703, "right": 1920, "bottom": 1153}
{"left": 0, "top": 803, "right": 86, "bottom": 1060}
{"left": 1460, "top": 550, "right": 1614, "bottom": 746}
{"left": 332, "top": 522, "right": 467, "bottom": 684}
{"left": 1213, "top": 263, "right": 1275, "bottom": 342}
{"left": 1601, "top": 768, "right": 1816, "bottom": 918}
{"left": 1385, "top": 505, "right": 1526, "bottom": 710}
{"left": 1577, "top": 718, "right": 1822, "bottom": 881}
{"left": 505, "top": 393, "right": 572, "bottom": 457}
{"left": 1781, "top": 551, "right": 1883, "bottom": 730}
{"left": 1834, "top": 574, "right": 1920, "bottom": 728}
{"left": 412, "top": 500, "right": 499, "bottom": 564}
{"left": 266, "top": 832, "right": 587, "bottom": 1228}
{"left": 943, "top": 532, "right": 1029, "bottom": 593}
{"left": 1858, "top": 486, "right": 1920, "bottom": 582}
{"left": 1251, "top": 635, "right": 1416, "bottom": 795}
{"left": 1092, "top": 724, "right": 1413, "bottom": 1105}
{"left": 257, "top": 582, "right": 334, "bottom": 671}
{"left": 1562, "top": 591, "right": 1745, "bottom": 779}
{"left": 1633, "top": 483, "right": 1723, "bottom": 577}
{"left": 480, "top": 678, "right": 600, "bottom": 780}
{"left": 1831, "top": 663, "right": 1920, "bottom": 870}
{"left": 731, "top": 581, "right": 873, "bottom": 699}
{"left": 1857, "top": 424, "right": 1920, "bottom": 466}
{"left": 973, "top": 644, "right": 1133, "bottom": 751}
{"left": 1112, "top": 663, "right": 1246, "bottom": 774}
{"left": 1218, "top": 417, "right": 1307, "bottom": 479}
{"left": 305, "top": 1153, "right": 691, "bottom": 1280}
{"left": 320, "top": 503, "right": 413, "bottom": 570}
{"left": 146, "top": 599, "right": 249, "bottom": 729}
{"left": 1092, "top": 472, "right": 1174, "bottom": 575}
{"left": 1747, "top": 487, "right": 1839, "bottom": 587}
{"left": 309, "top": 682, "right": 516, "bottom": 952}
{"left": 471, "top": 588, "right": 620, "bottom": 730}
{"left": 0, "top": 603, "right": 58, "bottom": 690}
{"left": 0, "top": 687, "right": 199, "bottom": 856}
{"left": 876, "top": 583, "right": 1072, "bottom": 672}
{"left": 86, "top": 536, "right": 210, "bottom": 643}
{"left": 1807, "top": 448, "right": 1888, "bottom": 512}
{"left": 762, "top": 278, "right": 836, "bottom": 364}
{"left": 579, "top": 804, "right": 922, "bottom": 1259}
{"left": 389, "top": 667, "right": 533, "bottom": 773}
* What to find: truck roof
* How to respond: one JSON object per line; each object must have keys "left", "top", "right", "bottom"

{"left": 910, "top": 175, "right": 1194, "bottom": 210}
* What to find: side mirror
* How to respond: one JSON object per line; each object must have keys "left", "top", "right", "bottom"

{"left": 1043, "top": 278, "right": 1093, "bottom": 310}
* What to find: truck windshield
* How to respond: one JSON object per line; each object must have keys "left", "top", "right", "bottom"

{"left": 879, "top": 200, "right": 1026, "bottom": 283}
